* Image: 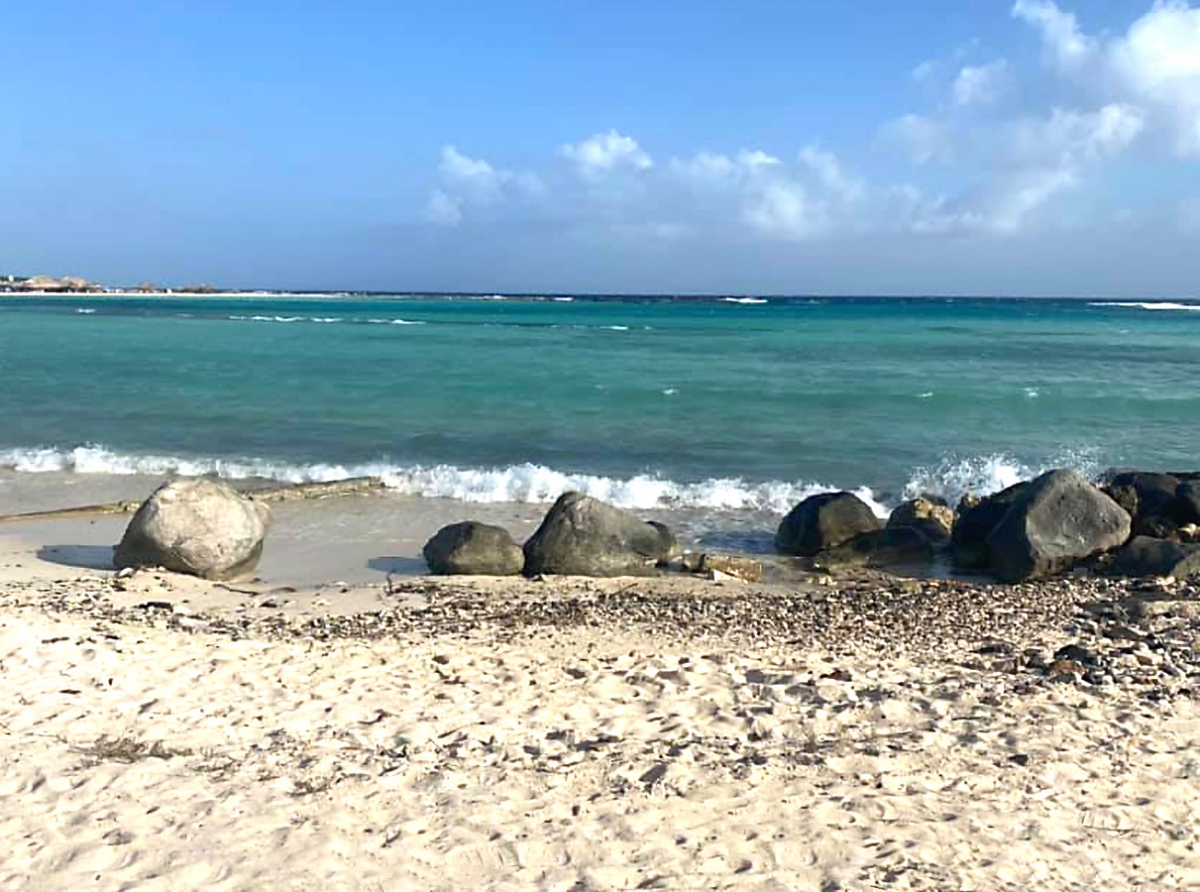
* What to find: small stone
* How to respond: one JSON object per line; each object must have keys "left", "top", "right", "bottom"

{"left": 1053, "top": 644, "right": 1097, "bottom": 665}
{"left": 1047, "top": 659, "right": 1086, "bottom": 678}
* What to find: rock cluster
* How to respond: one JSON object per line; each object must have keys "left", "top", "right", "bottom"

{"left": 423, "top": 492, "right": 678, "bottom": 579}
{"left": 777, "top": 467, "right": 1200, "bottom": 584}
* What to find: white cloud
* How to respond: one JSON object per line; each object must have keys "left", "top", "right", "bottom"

{"left": 559, "top": 130, "right": 653, "bottom": 175}
{"left": 668, "top": 149, "right": 781, "bottom": 187}
{"left": 953, "top": 60, "right": 1009, "bottom": 106}
{"left": 881, "top": 114, "right": 955, "bottom": 164}
{"left": 420, "top": 5, "right": 1198, "bottom": 244}
{"left": 912, "top": 60, "right": 938, "bottom": 82}
{"left": 1014, "top": 0, "right": 1200, "bottom": 156}
{"left": 798, "top": 146, "right": 866, "bottom": 203}
{"left": 743, "top": 181, "right": 823, "bottom": 241}
{"left": 980, "top": 167, "right": 1080, "bottom": 234}
{"left": 437, "top": 145, "right": 507, "bottom": 204}
{"left": 424, "top": 188, "right": 462, "bottom": 226}
{"left": 425, "top": 146, "right": 543, "bottom": 226}
{"left": 1008, "top": 104, "right": 1145, "bottom": 166}
{"left": 1108, "top": 0, "right": 1200, "bottom": 155}
{"left": 1012, "top": 0, "right": 1093, "bottom": 69}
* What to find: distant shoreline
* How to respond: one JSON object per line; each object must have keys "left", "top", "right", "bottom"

{"left": 3, "top": 290, "right": 1200, "bottom": 304}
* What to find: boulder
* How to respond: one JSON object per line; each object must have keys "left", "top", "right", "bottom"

{"left": 887, "top": 497, "right": 954, "bottom": 543}
{"left": 523, "top": 492, "right": 675, "bottom": 577}
{"left": 1176, "top": 482, "right": 1200, "bottom": 525}
{"left": 775, "top": 492, "right": 881, "bottom": 557}
{"left": 423, "top": 522, "right": 524, "bottom": 576}
{"left": 1103, "top": 483, "right": 1140, "bottom": 519}
{"left": 1111, "top": 536, "right": 1200, "bottom": 579}
{"left": 951, "top": 481, "right": 1031, "bottom": 570}
{"left": 1132, "top": 515, "right": 1181, "bottom": 541}
{"left": 985, "top": 470, "right": 1131, "bottom": 582}
{"left": 1106, "top": 471, "right": 1181, "bottom": 520}
{"left": 814, "top": 526, "right": 934, "bottom": 570}
{"left": 113, "top": 478, "right": 270, "bottom": 580}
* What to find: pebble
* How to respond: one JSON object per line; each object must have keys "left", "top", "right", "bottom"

{"left": 2, "top": 573, "right": 1199, "bottom": 703}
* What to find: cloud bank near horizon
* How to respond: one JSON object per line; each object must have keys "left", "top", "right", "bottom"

{"left": 422, "top": 1, "right": 1200, "bottom": 248}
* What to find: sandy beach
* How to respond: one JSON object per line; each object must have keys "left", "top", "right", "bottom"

{"left": 3, "top": 481, "right": 1200, "bottom": 891}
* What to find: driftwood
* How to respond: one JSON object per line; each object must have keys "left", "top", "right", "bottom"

{"left": 0, "top": 476, "right": 386, "bottom": 524}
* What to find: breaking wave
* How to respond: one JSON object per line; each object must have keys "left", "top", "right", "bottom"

{"left": 1, "top": 445, "right": 887, "bottom": 515}
{"left": 0, "top": 446, "right": 1102, "bottom": 517}
{"left": 1089, "top": 301, "right": 1200, "bottom": 312}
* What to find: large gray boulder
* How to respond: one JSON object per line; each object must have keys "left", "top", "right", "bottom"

{"left": 423, "top": 522, "right": 524, "bottom": 576}
{"left": 523, "top": 492, "right": 675, "bottom": 577}
{"left": 1111, "top": 536, "right": 1200, "bottom": 579}
{"left": 114, "top": 478, "right": 270, "bottom": 580}
{"left": 775, "top": 491, "right": 881, "bottom": 557}
{"left": 985, "top": 470, "right": 1131, "bottom": 582}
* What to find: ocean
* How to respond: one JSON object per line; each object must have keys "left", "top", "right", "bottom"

{"left": 2, "top": 294, "right": 1198, "bottom": 529}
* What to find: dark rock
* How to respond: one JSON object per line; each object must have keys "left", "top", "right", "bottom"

{"left": 814, "top": 526, "right": 934, "bottom": 570}
{"left": 1109, "top": 470, "right": 1180, "bottom": 513}
{"left": 1103, "top": 483, "right": 1140, "bottom": 518}
{"left": 523, "top": 492, "right": 675, "bottom": 577}
{"left": 1054, "top": 643, "right": 1098, "bottom": 665}
{"left": 1132, "top": 515, "right": 1181, "bottom": 541}
{"left": 887, "top": 497, "right": 954, "bottom": 542}
{"left": 775, "top": 491, "right": 881, "bottom": 557}
{"left": 985, "top": 470, "right": 1131, "bottom": 582}
{"left": 114, "top": 478, "right": 270, "bottom": 581}
{"left": 950, "top": 481, "right": 1031, "bottom": 570}
{"left": 1111, "top": 536, "right": 1200, "bottom": 579}
{"left": 423, "top": 521, "right": 525, "bottom": 576}
{"left": 646, "top": 521, "right": 681, "bottom": 562}
{"left": 1176, "top": 482, "right": 1200, "bottom": 525}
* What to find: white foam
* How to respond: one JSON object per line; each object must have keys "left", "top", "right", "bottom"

{"left": 552, "top": 297, "right": 574, "bottom": 302}
{"left": 722, "top": 297, "right": 769, "bottom": 304}
{"left": 0, "top": 446, "right": 887, "bottom": 516}
{"left": 1089, "top": 301, "right": 1200, "bottom": 312}
{"left": 901, "top": 451, "right": 1100, "bottom": 507}
{"left": 75, "top": 308, "right": 96, "bottom": 314}
{"left": 605, "top": 325, "right": 630, "bottom": 331}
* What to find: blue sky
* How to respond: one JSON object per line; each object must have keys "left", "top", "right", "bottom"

{"left": 3, "top": 0, "right": 1198, "bottom": 295}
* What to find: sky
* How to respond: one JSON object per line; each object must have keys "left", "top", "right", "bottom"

{"left": 3, "top": 0, "right": 1199, "bottom": 296}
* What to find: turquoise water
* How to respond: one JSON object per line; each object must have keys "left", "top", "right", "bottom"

{"left": 1, "top": 294, "right": 1197, "bottom": 512}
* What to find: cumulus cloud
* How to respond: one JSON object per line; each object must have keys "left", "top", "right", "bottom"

{"left": 420, "top": 3, "right": 1200, "bottom": 244}
{"left": 880, "top": 114, "right": 955, "bottom": 165}
{"left": 1014, "top": 0, "right": 1200, "bottom": 155}
{"left": 424, "top": 146, "right": 542, "bottom": 226}
{"left": 424, "top": 188, "right": 462, "bottom": 226}
{"left": 953, "top": 60, "right": 1009, "bottom": 106}
{"left": 559, "top": 130, "right": 653, "bottom": 175}
{"left": 1012, "top": 0, "right": 1093, "bottom": 68}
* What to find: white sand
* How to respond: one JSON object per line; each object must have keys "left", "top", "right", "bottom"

{"left": 3, "top": 576, "right": 1199, "bottom": 891}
